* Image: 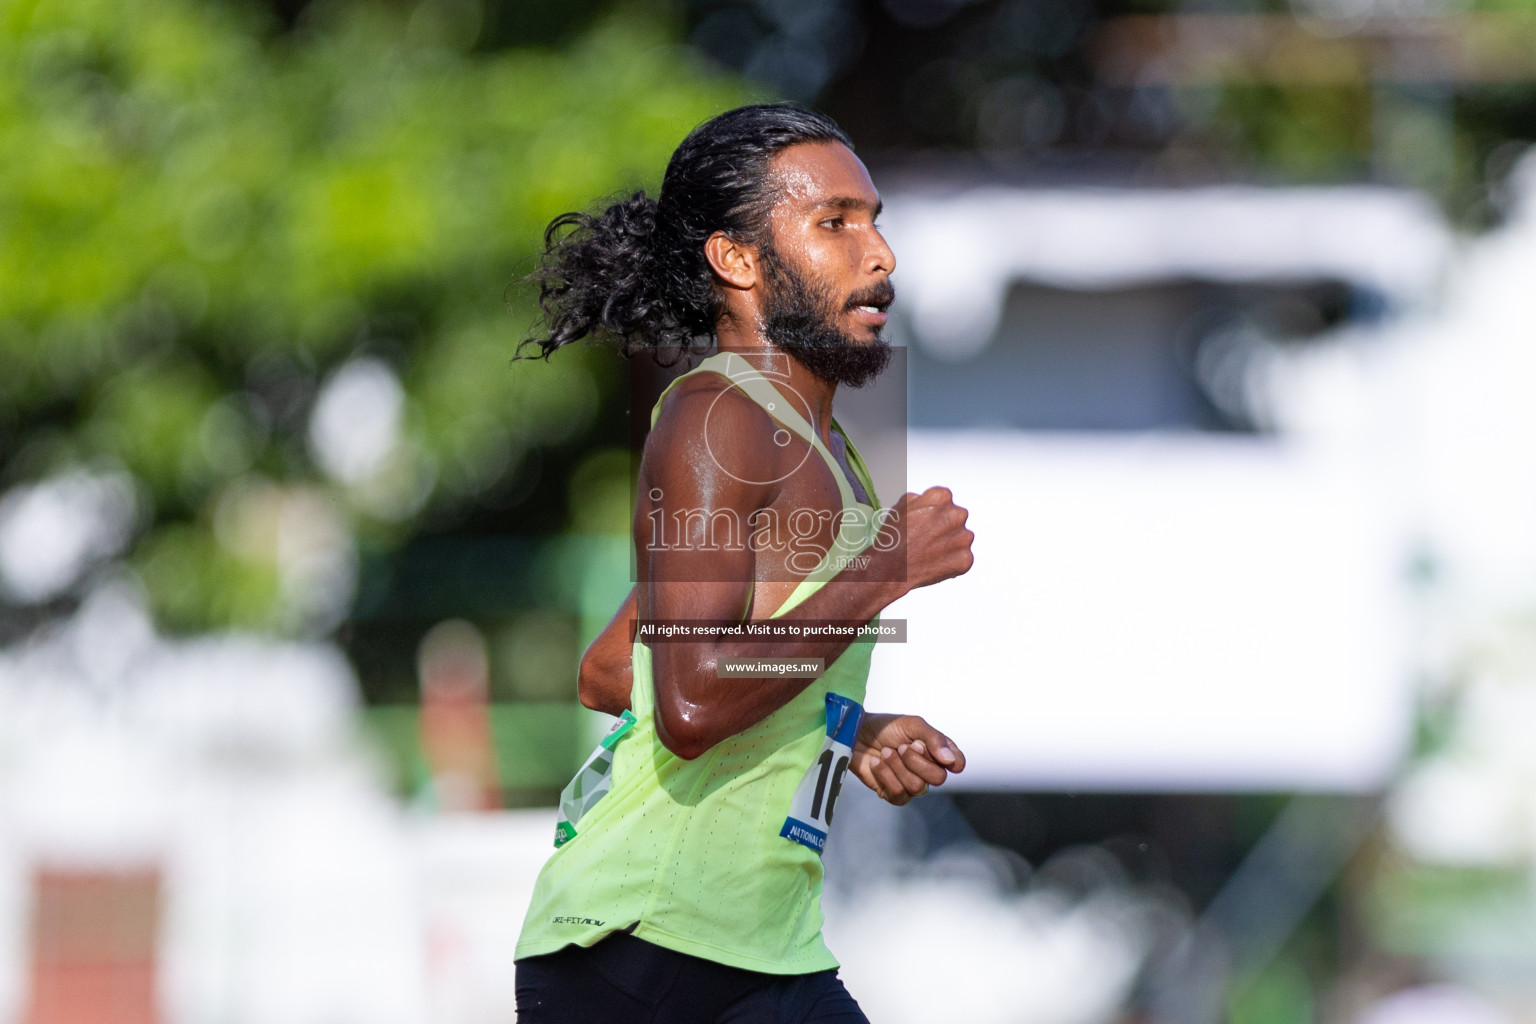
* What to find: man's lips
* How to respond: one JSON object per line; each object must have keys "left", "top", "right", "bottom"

{"left": 846, "top": 283, "right": 894, "bottom": 328}
{"left": 850, "top": 305, "right": 888, "bottom": 327}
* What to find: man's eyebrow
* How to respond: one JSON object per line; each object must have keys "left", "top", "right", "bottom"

{"left": 813, "top": 195, "right": 882, "bottom": 217}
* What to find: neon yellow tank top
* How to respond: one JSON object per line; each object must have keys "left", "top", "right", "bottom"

{"left": 515, "top": 351, "right": 883, "bottom": 973}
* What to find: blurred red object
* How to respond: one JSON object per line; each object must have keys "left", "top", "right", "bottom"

{"left": 419, "top": 620, "right": 502, "bottom": 812}
{"left": 25, "top": 868, "right": 161, "bottom": 1024}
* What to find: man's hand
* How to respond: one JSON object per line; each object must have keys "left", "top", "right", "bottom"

{"left": 852, "top": 713, "right": 966, "bottom": 806}
{"left": 878, "top": 486, "right": 974, "bottom": 592}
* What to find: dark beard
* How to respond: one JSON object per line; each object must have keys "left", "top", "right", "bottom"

{"left": 759, "top": 244, "right": 894, "bottom": 390}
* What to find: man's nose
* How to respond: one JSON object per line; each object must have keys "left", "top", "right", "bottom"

{"left": 868, "top": 228, "right": 896, "bottom": 276}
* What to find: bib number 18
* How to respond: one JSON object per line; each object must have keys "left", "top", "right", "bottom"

{"left": 780, "top": 693, "right": 863, "bottom": 854}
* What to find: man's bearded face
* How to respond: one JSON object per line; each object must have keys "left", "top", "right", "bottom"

{"left": 759, "top": 241, "right": 894, "bottom": 390}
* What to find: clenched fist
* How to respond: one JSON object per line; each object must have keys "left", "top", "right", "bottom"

{"left": 875, "top": 485, "right": 974, "bottom": 592}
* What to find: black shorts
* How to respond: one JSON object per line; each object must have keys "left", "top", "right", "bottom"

{"left": 515, "top": 932, "right": 870, "bottom": 1024}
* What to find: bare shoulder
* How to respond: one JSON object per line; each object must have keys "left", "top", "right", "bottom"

{"left": 648, "top": 370, "right": 780, "bottom": 466}
{"left": 639, "top": 371, "right": 788, "bottom": 520}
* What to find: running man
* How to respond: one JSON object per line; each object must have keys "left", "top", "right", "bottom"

{"left": 513, "top": 105, "right": 975, "bottom": 1023}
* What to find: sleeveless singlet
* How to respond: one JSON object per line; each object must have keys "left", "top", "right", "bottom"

{"left": 515, "top": 351, "right": 884, "bottom": 974}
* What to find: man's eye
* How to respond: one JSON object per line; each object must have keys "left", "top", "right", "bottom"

{"left": 821, "top": 218, "right": 843, "bottom": 229}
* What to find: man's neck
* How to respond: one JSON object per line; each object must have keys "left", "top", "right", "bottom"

{"left": 713, "top": 321, "right": 838, "bottom": 444}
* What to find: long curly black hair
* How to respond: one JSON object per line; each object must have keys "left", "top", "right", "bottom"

{"left": 516, "top": 104, "right": 853, "bottom": 360}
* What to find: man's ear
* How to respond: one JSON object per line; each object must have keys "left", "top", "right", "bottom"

{"left": 703, "top": 231, "right": 758, "bottom": 290}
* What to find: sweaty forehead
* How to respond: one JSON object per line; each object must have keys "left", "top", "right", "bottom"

{"left": 765, "top": 142, "right": 879, "bottom": 212}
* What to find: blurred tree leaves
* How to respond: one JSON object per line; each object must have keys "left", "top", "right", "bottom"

{"left": 1215, "top": 82, "right": 1374, "bottom": 183}
{"left": 0, "top": 0, "right": 750, "bottom": 633}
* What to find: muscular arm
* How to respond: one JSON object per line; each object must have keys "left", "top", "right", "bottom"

{"left": 649, "top": 561, "right": 908, "bottom": 760}
{"left": 580, "top": 583, "right": 972, "bottom": 801}
{"left": 642, "top": 383, "right": 971, "bottom": 760}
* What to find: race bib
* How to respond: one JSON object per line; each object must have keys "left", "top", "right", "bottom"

{"left": 554, "top": 710, "right": 636, "bottom": 848}
{"left": 780, "top": 693, "right": 864, "bottom": 854}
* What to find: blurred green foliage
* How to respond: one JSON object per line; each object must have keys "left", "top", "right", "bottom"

{"left": 365, "top": 700, "right": 579, "bottom": 802}
{"left": 1228, "top": 957, "right": 1313, "bottom": 1024}
{"left": 1371, "top": 860, "right": 1536, "bottom": 959}
{"left": 0, "top": 0, "right": 751, "bottom": 633}
{"left": 1215, "top": 83, "right": 1374, "bottom": 182}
